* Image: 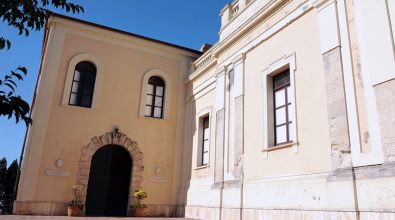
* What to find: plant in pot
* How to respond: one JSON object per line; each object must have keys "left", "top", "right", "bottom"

{"left": 67, "top": 184, "right": 84, "bottom": 216}
{"left": 131, "top": 187, "right": 147, "bottom": 217}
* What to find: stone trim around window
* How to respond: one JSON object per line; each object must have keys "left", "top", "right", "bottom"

{"left": 61, "top": 53, "right": 103, "bottom": 109}
{"left": 139, "top": 69, "right": 171, "bottom": 120}
{"left": 261, "top": 53, "right": 298, "bottom": 159}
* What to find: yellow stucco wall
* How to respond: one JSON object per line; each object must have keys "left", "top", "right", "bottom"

{"left": 17, "top": 17, "right": 199, "bottom": 208}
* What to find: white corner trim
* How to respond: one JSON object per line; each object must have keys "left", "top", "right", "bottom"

{"left": 61, "top": 53, "right": 104, "bottom": 109}
{"left": 317, "top": 0, "right": 341, "bottom": 54}
{"left": 139, "top": 68, "right": 172, "bottom": 120}
{"left": 233, "top": 54, "right": 246, "bottom": 98}
{"left": 348, "top": 0, "right": 385, "bottom": 166}
{"left": 261, "top": 53, "right": 298, "bottom": 159}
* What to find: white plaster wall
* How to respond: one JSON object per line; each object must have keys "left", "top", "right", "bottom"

{"left": 355, "top": 0, "right": 395, "bottom": 86}
{"left": 243, "top": 173, "right": 355, "bottom": 210}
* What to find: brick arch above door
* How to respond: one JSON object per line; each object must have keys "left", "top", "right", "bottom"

{"left": 76, "top": 131, "right": 144, "bottom": 206}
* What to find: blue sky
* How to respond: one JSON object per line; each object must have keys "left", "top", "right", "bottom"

{"left": 0, "top": 0, "right": 230, "bottom": 162}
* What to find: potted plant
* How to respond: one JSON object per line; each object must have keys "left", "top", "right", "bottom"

{"left": 131, "top": 187, "right": 147, "bottom": 217}
{"left": 67, "top": 184, "right": 84, "bottom": 216}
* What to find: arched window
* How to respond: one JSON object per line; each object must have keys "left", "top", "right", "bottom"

{"left": 68, "top": 61, "right": 96, "bottom": 108}
{"left": 145, "top": 76, "right": 165, "bottom": 118}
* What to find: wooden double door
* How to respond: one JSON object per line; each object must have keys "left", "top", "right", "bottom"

{"left": 85, "top": 145, "right": 132, "bottom": 216}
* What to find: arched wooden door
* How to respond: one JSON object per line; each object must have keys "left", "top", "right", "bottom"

{"left": 85, "top": 145, "right": 132, "bottom": 216}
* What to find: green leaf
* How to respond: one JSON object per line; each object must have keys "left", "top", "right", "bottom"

{"left": 11, "top": 71, "right": 23, "bottom": 80}
{"left": 6, "top": 80, "right": 17, "bottom": 87}
{"left": 4, "top": 83, "right": 15, "bottom": 92}
{"left": 17, "top": 67, "right": 27, "bottom": 75}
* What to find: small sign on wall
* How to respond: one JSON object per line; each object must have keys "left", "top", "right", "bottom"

{"left": 45, "top": 169, "right": 71, "bottom": 177}
{"left": 148, "top": 176, "right": 167, "bottom": 183}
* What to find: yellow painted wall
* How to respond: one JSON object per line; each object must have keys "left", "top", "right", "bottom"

{"left": 17, "top": 17, "right": 199, "bottom": 206}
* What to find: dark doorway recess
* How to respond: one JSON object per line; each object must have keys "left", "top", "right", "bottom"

{"left": 85, "top": 145, "right": 132, "bottom": 216}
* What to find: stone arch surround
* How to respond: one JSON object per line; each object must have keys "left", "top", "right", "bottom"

{"left": 77, "top": 131, "right": 144, "bottom": 210}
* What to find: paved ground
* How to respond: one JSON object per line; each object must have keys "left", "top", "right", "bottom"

{"left": 0, "top": 216, "right": 196, "bottom": 220}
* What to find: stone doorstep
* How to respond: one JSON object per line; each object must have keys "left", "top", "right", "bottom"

{"left": 0, "top": 216, "right": 197, "bottom": 220}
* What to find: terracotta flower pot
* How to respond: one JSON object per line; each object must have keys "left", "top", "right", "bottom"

{"left": 67, "top": 206, "right": 79, "bottom": 216}
{"left": 134, "top": 207, "right": 145, "bottom": 217}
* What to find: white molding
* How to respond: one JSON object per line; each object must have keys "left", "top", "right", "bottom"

{"left": 224, "top": 67, "right": 234, "bottom": 181}
{"left": 317, "top": 0, "right": 340, "bottom": 54}
{"left": 215, "top": 66, "right": 227, "bottom": 111}
{"left": 342, "top": 0, "right": 384, "bottom": 166}
{"left": 388, "top": 0, "right": 395, "bottom": 48}
{"left": 187, "top": 76, "right": 217, "bottom": 102}
{"left": 233, "top": 54, "right": 245, "bottom": 98}
{"left": 261, "top": 53, "right": 298, "bottom": 159}
{"left": 231, "top": 52, "right": 246, "bottom": 65}
{"left": 61, "top": 53, "right": 104, "bottom": 109}
{"left": 197, "top": 106, "right": 213, "bottom": 119}
{"left": 216, "top": 0, "right": 317, "bottom": 68}
{"left": 139, "top": 68, "right": 172, "bottom": 120}
{"left": 188, "top": 176, "right": 215, "bottom": 188}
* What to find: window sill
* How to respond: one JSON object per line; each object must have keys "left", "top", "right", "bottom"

{"left": 61, "top": 103, "right": 96, "bottom": 111}
{"left": 263, "top": 141, "right": 299, "bottom": 152}
{"left": 194, "top": 165, "right": 209, "bottom": 170}
{"left": 139, "top": 115, "right": 169, "bottom": 122}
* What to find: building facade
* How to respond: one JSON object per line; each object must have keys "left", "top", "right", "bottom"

{"left": 14, "top": 0, "right": 395, "bottom": 219}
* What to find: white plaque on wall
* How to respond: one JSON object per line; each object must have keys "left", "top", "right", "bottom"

{"left": 148, "top": 176, "right": 167, "bottom": 183}
{"left": 45, "top": 169, "right": 71, "bottom": 177}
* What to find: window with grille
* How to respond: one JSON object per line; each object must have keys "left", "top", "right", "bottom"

{"left": 69, "top": 61, "right": 96, "bottom": 108}
{"left": 273, "top": 70, "right": 293, "bottom": 145}
{"left": 145, "top": 76, "right": 165, "bottom": 119}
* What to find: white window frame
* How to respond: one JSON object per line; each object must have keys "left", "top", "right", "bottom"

{"left": 61, "top": 53, "right": 103, "bottom": 109}
{"left": 261, "top": 53, "right": 298, "bottom": 158}
{"left": 139, "top": 69, "right": 171, "bottom": 120}
{"left": 195, "top": 106, "right": 212, "bottom": 168}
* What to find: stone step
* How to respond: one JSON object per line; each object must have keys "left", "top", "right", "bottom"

{"left": 0, "top": 216, "right": 197, "bottom": 220}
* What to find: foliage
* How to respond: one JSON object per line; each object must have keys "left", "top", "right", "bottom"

{"left": 0, "top": 159, "right": 18, "bottom": 214}
{"left": 0, "top": 158, "right": 7, "bottom": 209}
{"left": 0, "top": 67, "right": 32, "bottom": 126}
{"left": 131, "top": 187, "right": 147, "bottom": 209}
{"left": 0, "top": 0, "right": 84, "bottom": 125}
{"left": 68, "top": 184, "right": 84, "bottom": 210}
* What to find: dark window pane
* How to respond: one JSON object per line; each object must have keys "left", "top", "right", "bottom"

{"left": 203, "top": 116, "right": 209, "bottom": 128}
{"left": 201, "top": 116, "right": 210, "bottom": 166}
{"left": 148, "top": 76, "right": 165, "bottom": 86}
{"left": 81, "top": 95, "right": 93, "bottom": 107}
{"left": 146, "top": 76, "right": 165, "bottom": 119}
{"left": 273, "top": 70, "right": 290, "bottom": 90}
{"left": 273, "top": 69, "right": 291, "bottom": 145}
{"left": 68, "top": 61, "right": 96, "bottom": 108}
